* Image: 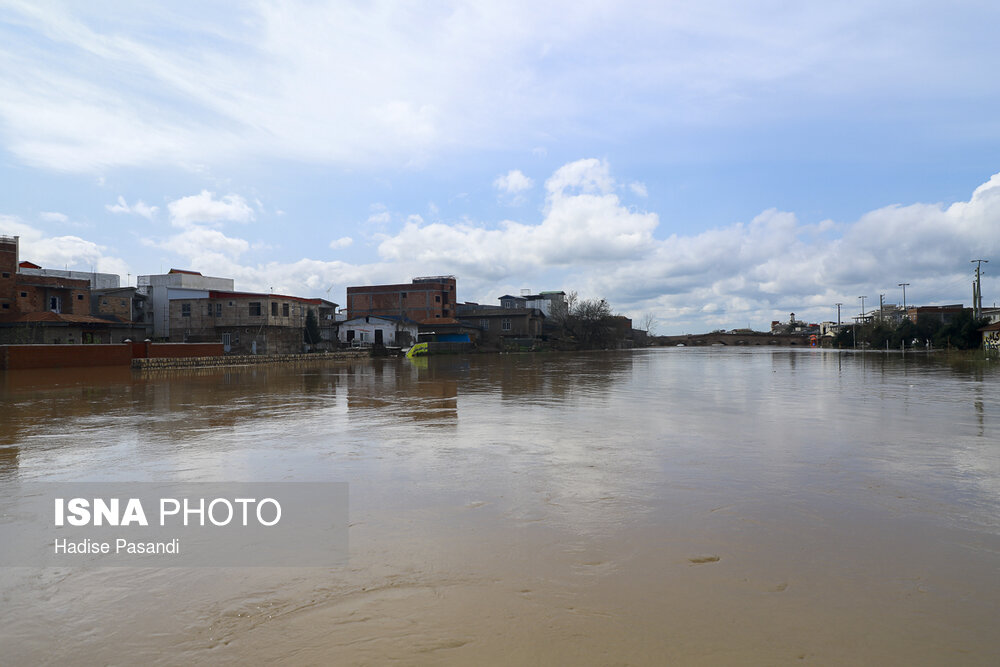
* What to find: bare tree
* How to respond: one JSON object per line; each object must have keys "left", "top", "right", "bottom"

{"left": 639, "top": 312, "right": 657, "bottom": 337}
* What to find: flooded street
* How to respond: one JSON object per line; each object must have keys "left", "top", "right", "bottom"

{"left": 2, "top": 348, "right": 999, "bottom": 665}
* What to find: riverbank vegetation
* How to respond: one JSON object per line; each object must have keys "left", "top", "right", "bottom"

{"left": 833, "top": 310, "right": 990, "bottom": 350}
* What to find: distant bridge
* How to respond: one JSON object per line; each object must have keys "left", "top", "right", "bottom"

{"left": 653, "top": 332, "right": 821, "bottom": 347}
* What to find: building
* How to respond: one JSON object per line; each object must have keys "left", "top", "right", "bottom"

{"left": 907, "top": 304, "right": 964, "bottom": 324}
{"left": 1, "top": 235, "right": 93, "bottom": 321}
{"left": 981, "top": 321, "right": 1000, "bottom": 352}
{"left": 338, "top": 315, "right": 418, "bottom": 347}
{"left": 456, "top": 306, "right": 545, "bottom": 347}
{"left": 1, "top": 235, "right": 145, "bottom": 343}
{"left": 17, "top": 265, "right": 119, "bottom": 290}
{"left": 138, "top": 269, "right": 235, "bottom": 339}
{"left": 347, "top": 276, "right": 456, "bottom": 321}
{"left": 92, "top": 287, "right": 150, "bottom": 335}
{"left": 166, "top": 290, "right": 337, "bottom": 355}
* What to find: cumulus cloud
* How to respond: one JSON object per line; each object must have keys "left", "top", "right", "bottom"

{"left": 14, "top": 160, "right": 996, "bottom": 334}
{"left": 135, "top": 162, "right": 1000, "bottom": 333}
{"left": 0, "top": 214, "right": 130, "bottom": 277}
{"left": 106, "top": 196, "right": 158, "bottom": 220}
{"left": 329, "top": 236, "right": 353, "bottom": 249}
{"left": 167, "top": 191, "right": 254, "bottom": 228}
{"left": 494, "top": 169, "right": 534, "bottom": 195}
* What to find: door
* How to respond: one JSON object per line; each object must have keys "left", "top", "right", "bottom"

{"left": 222, "top": 333, "right": 231, "bottom": 353}
{"left": 375, "top": 329, "right": 384, "bottom": 345}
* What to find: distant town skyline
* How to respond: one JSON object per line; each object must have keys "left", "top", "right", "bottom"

{"left": 1, "top": 2, "right": 998, "bottom": 334}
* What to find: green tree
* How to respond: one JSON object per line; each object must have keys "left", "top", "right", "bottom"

{"left": 304, "top": 309, "right": 321, "bottom": 345}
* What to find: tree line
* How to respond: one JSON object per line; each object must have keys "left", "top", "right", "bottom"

{"left": 833, "top": 309, "right": 989, "bottom": 350}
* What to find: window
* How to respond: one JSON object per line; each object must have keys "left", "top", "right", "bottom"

{"left": 502, "top": 318, "right": 512, "bottom": 331}
{"left": 435, "top": 295, "right": 441, "bottom": 303}
{"left": 249, "top": 302, "right": 261, "bottom": 316}
{"left": 102, "top": 300, "right": 108, "bottom": 305}
{"left": 49, "top": 296, "right": 61, "bottom": 313}
{"left": 228, "top": 301, "right": 234, "bottom": 307}
{"left": 221, "top": 333, "right": 231, "bottom": 346}
{"left": 181, "top": 303, "right": 191, "bottom": 317}
{"left": 282, "top": 303, "right": 289, "bottom": 317}
{"left": 120, "top": 299, "right": 126, "bottom": 307}
{"left": 20, "top": 291, "right": 27, "bottom": 298}
{"left": 1, "top": 303, "right": 9, "bottom": 310}
{"left": 77, "top": 294, "right": 84, "bottom": 300}
{"left": 1, "top": 272, "right": 9, "bottom": 278}
{"left": 480, "top": 319, "right": 489, "bottom": 330}
{"left": 401, "top": 292, "right": 407, "bottom": 298}
{"left": 271, "top": 302, "right": 278, "bottom": 316}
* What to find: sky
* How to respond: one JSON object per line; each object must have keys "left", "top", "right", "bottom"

{"left": 1, "top": 0, "right": 999, "bottom": 335}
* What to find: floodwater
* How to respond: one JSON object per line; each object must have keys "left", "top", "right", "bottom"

{"left": 1, "top": 348, "right": 999, "bottom": 665}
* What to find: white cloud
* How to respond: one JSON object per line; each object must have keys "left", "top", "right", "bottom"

{"left": 39, "top": 211, "right": 68, "bottom": 222}
{"left": 11, "top": 161, "right": 997, "bottom": 334}
{"left": 629, "top": 182, "right": 648, "bottom": 198}
{"left": 494, "top": 169, "right": 534, "bottom": 195}
{"left": 329, "top": 236, "right": 353, "bottom": 249}
{"left": 0, "top": 214, "right": 130, "bottom": 277}
{"left": 545, "top": 158, "right": 614, "bottom": 197}
{"left": 4, "top": 2, "right": 994, "bottom": 172}
{"left": 106, "top": 196, "right": 158, "bottom": 220}
{"left": 167, "top": 191, "right": 254, "bottom": 228}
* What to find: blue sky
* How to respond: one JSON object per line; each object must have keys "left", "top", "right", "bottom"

{"left": 2, "top": 1, "right": 998, "bottom": 334}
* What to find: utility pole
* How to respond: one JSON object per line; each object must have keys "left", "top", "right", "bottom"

{"left": 971, "top": 260, "right": 988, "bottom": 318}
{"left": 898, "top": 283, "right": 909, "bottom": 311}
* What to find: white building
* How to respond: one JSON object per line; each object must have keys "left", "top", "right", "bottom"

{"left": 338, "top": 315, "right": 418, "bottom": 347}
{"left": 138, "top": 269, "right": 235, "bottom": 339}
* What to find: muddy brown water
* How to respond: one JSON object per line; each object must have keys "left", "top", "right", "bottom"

{"left": 1, "top": 348, "right": 999, "bottom": 665}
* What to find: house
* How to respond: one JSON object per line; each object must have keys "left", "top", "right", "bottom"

{"left": 347, "top": 276, "right": 456, "bottom": 321}
{"left": 0, "top": 235, "right": 144, "bottom": 343}
{"left": 167, "top": 290, "right": 338, "bottom": 355}
{"left": 1, "top": 235, "right": 93, "bottom": 321}
{"left": 92, "top": 287, "right": 151, "bottom": 336}
{"left": 907, "top": 304, "right": 964, "bottom": 324}
{"left": 137, "top": 269, "right": 236, "bottom": 339}
{"left": 338, "top": 315, "right": 418, "bottom": 347}
{"left": 456, "top": 306, "right": 545, "bottom": 347}
{"left": 981, "top": 321, "right": 1000, "bottom": 352}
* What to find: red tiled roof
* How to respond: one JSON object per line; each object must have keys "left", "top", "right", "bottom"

{"left": 18, "top": 260, "right": 41, "bottom": 269}
{"left": 12, "top": 311, "right": 120, "bottom": 324}
{"left": 208, "top": 291, "right": 322, "bottom": 305}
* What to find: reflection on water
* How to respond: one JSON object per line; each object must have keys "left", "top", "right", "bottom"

{"left": 1, "top": 349, "right": 999, "bottom": 665}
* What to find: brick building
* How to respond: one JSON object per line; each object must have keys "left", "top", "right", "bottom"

{"left": 347, "top": 276, "right": 456, "bottom": 321}
{"left": 167, "top": 290, "right": 338, "bottom": 354}
{"left": 1, "top": 235, "right": 92, "bottom": 321}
